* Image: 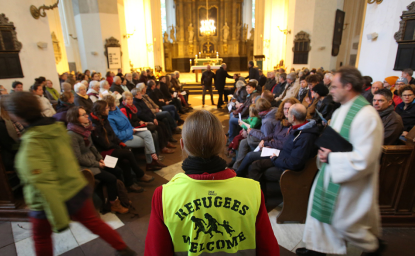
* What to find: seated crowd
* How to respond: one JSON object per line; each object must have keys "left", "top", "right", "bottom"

{"left": 0, "top": 68, "right": 194, "bottom": 216}
{"left": 224, "top": 66, "right": 414, "bottom": 196}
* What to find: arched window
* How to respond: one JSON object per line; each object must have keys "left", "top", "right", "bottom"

{"left": 0, "top": 14, "right": 23, "bottom": 79}
{"left": 292, "top": 31, "right": 311, "bottom": 65}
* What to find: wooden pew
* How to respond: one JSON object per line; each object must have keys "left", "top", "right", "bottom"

{"left": 276, "top": 156, "right": 318, "bottom": 224}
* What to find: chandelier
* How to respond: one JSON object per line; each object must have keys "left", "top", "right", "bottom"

{"left": 200, "top": 0, "right": 216, "bottom": 36}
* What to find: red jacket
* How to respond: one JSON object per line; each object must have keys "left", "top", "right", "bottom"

{"left": 144, "top": 169, "right": 280, "bottom": 256}
{"left": 106, "top": 76, "right": 113, "bottom": 86}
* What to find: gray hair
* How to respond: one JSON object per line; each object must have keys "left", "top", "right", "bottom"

{"left": 131, "top": 88, "right": 139, "bottom": 97}
{"left": 136, "top": 82, "right": 145, "bottom": 92}
{"left": 324, "top": 73, "right": 333, "bottom": 81}
{"left": 100, "top": 80, "right": 109, "bottom": 89}
{"left": 89, "top": 80, "right": 100, "bottom": 90}
{"left": 249, "top": 79, "right": 258, "bottom": 86}
{"left": 174, "top": 70, "right": 180, "bottom": 76}
{"left": 74, "top": 83, "right": 86, "bottom": 93}
{"left": 221, "top": 63, "right": 227, "bottom": 67}
{"left": 287, "top": 73, "right": 296, "bottom": 82}
{"left": 80, "top": 80, "right": 88, "bottom": 86}
{"left": 61, "top": 82, "right": 72, "bottom": 92}
{"left": 289, "top": 103, "right": 307, "bottom": 122}
{"left": 236, "top": 80, "right": 245, "bottom": 89}
{"left": 114, "top": 76, "right": 121, "bottom": 83}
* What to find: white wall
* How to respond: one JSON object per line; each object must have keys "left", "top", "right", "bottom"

{"left": 357, "top": 0, "right": 410, "bottom": 81}
{"left": 0, "top": 0, "right": 61, "bottom": 92}
{"left": 117, "top": 0, "right": 130, "bottom": 74}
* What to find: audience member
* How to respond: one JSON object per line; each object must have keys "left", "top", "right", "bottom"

{"left": 246, "top": 60, "right": 260, "bottom": 81}
{"left": 87, "top": 81, "right": 100, "bottom": 103}
{"left": 132, "top": 72, "right": 140, "bottom": 85}
{"left": 53, "top": 92, "right": 75, "bottom": 124}
{"left": 125, "top": 73, "right": 135, "bottom": 91}
{"left": 402, "top": 68, "right": 415, "bottom": 85}
{"left": 307, "top": 83, "right": 332, "bottom": 120}
{"left": 297, "top": 78, "right": 309, "bottom": 103}
{"left": 361, "top": 76, "right": 374, "bottom": 102}
{"left": 139, "top": 70, "right": 148, "bottom": 84}
{"left": 61, "top": 82, "right": 76, "bottom": 96}
{"left": 215, "top": 63, "right": 234, "bottom": 108}
{"left": 44, "top": 80, "right": 59, "bottom": 105}
{"left": 234, "top": 80, "right": 248, "bottom": 103}
{"left": 106, "top": 71, "right": 113, "bottom": 85}
{"left": 10, "top": 81, "right": 23, "bottom": 94}
{"left": 31, "top": 83, "right": 56, "bottom": 117}
{"left": 258, "top": 69, "right": 267, "bottom": 93}
{"left": 120, "top": 77, "right": 130, "bottom": 93}
{"left": 383, "top": 76, "right": 399, "bottom": 92}
{"left": 201, "top": 64, "right": 216, "bottom": 106}
{"left": 5, "top": 92, "right": 137, "bottom": 256}
{"left": 84, "top": 69, "right": 91, "bottom": 81}
{"left": 144, "top": 110, "right": 279, "bottom": 255}
{"left": 373, "top": 89, "right": 404, "bottom": 145}
{"left": 90, "top": 72, "right": 100, "bottom": 81}
{"left": 262, "top": 89, "right": 278, "bottom": 107}
{"left": 247, "top": 98, "right": 278, "bottom": 145}
{"left": 323, "top": 73, "right": 333, "bottom": 88}
{"left": 74, "top": 83, "right": 93, "bottom": 114}
{"left": 393, "top": 77, "right": 406, "bottom": 108}
{"left": 395, "top": 85, "right": 415, "bottom": 136}
{"left": 103, "top": 95, "right": 163, "bottom": 171}
{"left": 110, "top": 76, "right": 124, "bottom": 95}
{"left": 276, "top": 73, "right": 300, "bottom": 102}
{"left": 271, "top": 73, "right": 287, "bottom": 97}
{"left": 264, "top": 71, "right": 277, "bottom": 91}
{"left": 147, "top": 80, "right": 183, "bottom": 124}
{"left": 302, "top": 75, "right": 319, "bottom": 107}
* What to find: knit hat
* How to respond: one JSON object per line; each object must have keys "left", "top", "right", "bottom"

{"left": 396, "top": 77, "right": 408, "bottom": 84}
{"left": 384, "top": 76, "right": 399, "bottom": 85}
{"left": 312, "top": 83, "right": 329, "bottom": 97}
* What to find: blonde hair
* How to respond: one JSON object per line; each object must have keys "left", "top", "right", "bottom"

{"left": 249, "top": 104, "right": 259, "bottom": 117}
{"left": 182, "top": 110, "right": 226, "bottom": 158}
{"left": 103, "top": 94, "right": 115, "bottom": 108}
{"left": 122, "top": 91, "right": 133, "bottom": 100}
{"left": 255, "top": 98, "right": 271, "bottom": 112}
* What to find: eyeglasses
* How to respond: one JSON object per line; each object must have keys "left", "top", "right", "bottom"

{"left": 402, "top": 94, "right": 414, "bottom": 97}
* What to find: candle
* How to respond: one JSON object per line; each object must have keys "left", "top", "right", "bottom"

{"left": 190, "top": 59, "right": 192, "bottom": 65}
{"left": 195, "top": 55, "right": 197, "bottom": 59}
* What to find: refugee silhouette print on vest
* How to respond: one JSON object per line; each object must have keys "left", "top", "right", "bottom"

{"left": 190, "top": 213, "right": 236, "bottom": 239}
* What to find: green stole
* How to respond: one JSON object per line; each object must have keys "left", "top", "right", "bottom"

{"left": 310, "top": 95, "right": 369, "bottom": 224}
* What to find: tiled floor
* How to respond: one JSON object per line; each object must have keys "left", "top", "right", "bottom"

{"left": 1, "top": 95, "right": 415, "bottom": 256}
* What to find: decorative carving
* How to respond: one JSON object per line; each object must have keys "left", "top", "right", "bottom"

{"left": 176, "top": 26, "right": 181, "bottom": 41}
{"left": 394, "top": 3, "right": 415, "bottom": 42}
{"left": 104, "top": 37, "right": 122, "bottom": 58}
{"left": 170, "top": 26, "right": 175, "bottom": 42}
{"left": 164, "top": 31, "right": 169, "bottom": 43}
{"left": 188, "top": 23, "right": 194, "bottom": 43}
{"left": 242, "top": 24, "right": 248, "bottom": 41}
{"left": 293, "top": 31, "right": 311, "bottom": 64}
{"left": 0, "top": 14, "right": 23, "bottom": 52}
{"left": 30, "top": 0, "right": 59, "bottom": 19}
{"left": 293, "top": 31, "right": 310, "bottom": 43}
{"left": 222, "top": 22, "right": 229, "bottom": 43}
{"left": 236, "top": 22, "right": 241, "bottom": 40}
{"left": 249, "top": 28, "right": 254, "bottom": 41}
{"left": 51, "top": 32, "right": 61, "bottom": 64}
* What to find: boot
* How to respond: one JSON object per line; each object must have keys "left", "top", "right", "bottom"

{"left": 115, "top": 246, "right": 137, "bottom": 256}
{"left": 166, "top": 142, "right": 177, "bottom": 148}
{"left": 146, "top": 159, "right": 163, "bottom": 171}
{"left": 162, "top": 147, "right": 175, "bottom": 154}
{"left": 155, "top": 160, "right": 167, "bottom": 168}
{"left": 128, "top": 184, "right": 144, "bottom": 193}
{"left": 110, "top": 199, "right": 129, "bottom": 214}
{"left": 140, "top": 174, "right": 155, "bottom": 183}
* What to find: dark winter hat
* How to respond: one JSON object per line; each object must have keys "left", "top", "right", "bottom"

{"left": 312, "top": 83, "right": 329, "bottom": 97}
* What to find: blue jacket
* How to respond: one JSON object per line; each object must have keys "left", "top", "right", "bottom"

{"left": 271, "top": 120, "right": 320, "bottom": 171}
{"left": 108, "top": 107, "right": 134, "bottom": 142}
{"left": 249, "top": 107, "right": 278, "bottom": 140}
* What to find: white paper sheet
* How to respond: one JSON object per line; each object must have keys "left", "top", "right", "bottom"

{"left": 254, "top": 146, "right": 261, "bottom": 152}
{"left": 238, "top": 113, "right": 241, "bottom": 121}
{"left": 181, "top": 91, "right": 187, "bottom": 95}
{"left": 134, "top": 127, "right": 148, "bottom": 132}
{"left": 228, "top": 104, "right": 233, "bottom": 112}
{"left": 104, "top": 155, "right": 118, "bottom": 168}
{"left": 173, "top": 92, "right": 178, "bottom": 97}
{"left": 261, "top": 147, "right": 280, "bottom": 157}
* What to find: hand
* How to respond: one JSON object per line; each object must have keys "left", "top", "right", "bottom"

{"left": 269, "top": 153, "right": 277, "bottom": 159}
{"left": 155, "top": 108, "right": 159, "bottom": 112}
{"left": 159, "top": 99, "right": 164, "bottom": 102}
{"left": 247, "top": 128, "right": 252, "bottom": 134}
{"left": 154, "top": 119, "right": 159, "bottom": 125}
{"left": 99, "top": 93, "right": 103, "bottom": 99}
{"left": 139, "top": 121, "right": 145, "bottom": 125}
{"left": 238, "top": 120, "right": 242, "bottom": 125}
{"left": 114, "top": 91, "right": 119, "bottom": 95}
{"left": 318, "top": 147, "right": 332, "bottom": 163}
{"left": 305, "top": 97, "right": 311, "bottom": 104}
{"left": 99, "top": 160, "right": 105, "bottom": 169}
{"left": 402, "top": 131, "right": 409, "bottom": 137}
{"left": 259, "top": 140, "right": 264, "bottom": 149}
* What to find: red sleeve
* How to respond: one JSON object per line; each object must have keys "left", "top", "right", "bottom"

{"left": 144, "top": 186, "right": 174, "bottom": 256}
{"left": 256, "top": 191, "right": 280, "bottom": 256}
{"left": 120, "top": 108, "right": 128, "bottom": 118}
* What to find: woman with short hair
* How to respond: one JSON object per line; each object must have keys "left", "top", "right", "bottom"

{"left": 145, "top": 110, "right": 279, "bottom": 255}
{"left": 6, "top": 92, "right": 136, "bottom": 256}
{"left": 74, "top": 83, "right": 93, "bottom": 114}
{"left": 31, "top": 83, "right": 56, "bottom": 117}
{"left": 10, "top": 81, "right": 23, "bottom": 94}
{"left": 87, "top": 81, "right": 101, "bottom": 103}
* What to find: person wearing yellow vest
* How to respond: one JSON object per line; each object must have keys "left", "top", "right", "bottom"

{"left": 298, "top": 66, "right": 385, "bottom": 256}
{"left": 144, "top": 110, "right": 279, "bottom": 256}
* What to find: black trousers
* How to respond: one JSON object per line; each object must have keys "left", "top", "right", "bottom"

{"left": 95, "top": 170, "right": 118, "bottom": 201}
{"left": 248, "top": 159, "right": 283, "bottom": 182}
{"left": 111, "top": 148, "right": 145, "bottom": 186}
{"left": 202, "top": 86, "right": 214, "bottom": 105}
{"left": 217, "top": 88, "right": 225, "bottom": 106}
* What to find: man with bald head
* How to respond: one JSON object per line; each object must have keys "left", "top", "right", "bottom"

{"left": 201, "top": 64, "right": 216, "bottom": 106}
{"left": 247, "top": 103, "right": 320, "bottom": 184}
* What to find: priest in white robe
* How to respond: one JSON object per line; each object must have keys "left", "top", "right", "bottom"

{"left": 298, "top": 66, "right": 384, "bottom": 256}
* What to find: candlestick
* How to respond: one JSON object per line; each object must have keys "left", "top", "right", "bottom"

{"left": 195, "top": 55, "right": 197, "bottom": 59}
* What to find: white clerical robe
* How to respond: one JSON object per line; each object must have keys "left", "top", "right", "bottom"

{"left": 303, "top": 96, "right": 384, "bottom": 254}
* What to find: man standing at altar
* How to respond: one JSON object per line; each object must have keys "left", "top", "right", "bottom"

{"left": 201, "top": 65, "right": 216, "bottom": 107}
{"left": 297, "top": 66, "right": 385, "bottom": 256}
{"left": 215, "top": 63, "right": 233, "bottom": 109}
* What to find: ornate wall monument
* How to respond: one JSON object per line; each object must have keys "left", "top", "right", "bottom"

{"left": 164, "top": 0, "right": 252, "bottom": 72}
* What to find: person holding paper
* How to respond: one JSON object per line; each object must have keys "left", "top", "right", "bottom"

{"left": 298, "top": 67, "right": 384, "bottom": 256}
{"left": 234, "top": 98, "right": 297, "bottom": 175}
{"left": 247, "top": 104, "right": 319, "bottom": 184}
{"left": 228, "top": 104, "right": 261, "bottom": 157}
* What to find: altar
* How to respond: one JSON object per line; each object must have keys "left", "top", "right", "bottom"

{"left": 194, "top": 58, "right": 223, "bottom": 66}
{"left": 190, "top": 65, "right": 221, "bottom": 82}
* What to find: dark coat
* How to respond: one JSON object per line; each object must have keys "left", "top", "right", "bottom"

{"left": 395, "top": 100, "right": 415, "bottom": 132}
{"left": 89, "top": 115, "right": 122, "bottom": 152}
{"left": 271, "top": 120, "right": 320, "bottom": 171}
{"left": 147, "top": 88, "right": 165, "bottom": 108}
{"left": 362, "top": 89, "right": 373, "bottom": 104}
{"left": 119, "top": 104, "right": 142, "bottom": 128}
{"left": 215, "top": 67, "right": 233, "bottom": 90}
{"left": 246, "top": 67, "right": 260, "bottom": 81}
{"left": 133, "top": 97, "right": 155, "bottom": 122}
{"left": 159, "top": 82, "right": 172, "bottom": 100}
{"left": 297, "top": 87, "right": 309, "bottom": 103}
{"left": 74, "top": 94, "right": 93, "bottom": 114}
{"left": 263, "top": 120, "right": 290, "bottom": 149}
{"left": 0, "top": 119, "right": 19, "bottom": 171}
{"left": 68, "top": 131, "right": 102, "bottom": 175}
{"left": 379, "top": 105, "right": 404, "bottom": 145}
{"left": 272, "top": 81, "right": 287, "bottom": 97}
{"left": 234, "top": 91, "right": 256, "bottom": 118}
{"left": 264, "top": 78, "right": 277, "bottom": 91}
{"left": 201, "top": 70, "right": 216, "bottom": 88}
{"left": 313, "top": 95, "right": 336, "bottom": 121}
{"left": 126, "top": 80, "right": 136, "bottom": 91}
{"left": 235, "top": 86, "right": 248, "bottom": 103}
{"left": 110, "top": 82, "right": 124, "bottom": 95}
{"left": 258, "top": 75, "right": 267, "bottom": 93}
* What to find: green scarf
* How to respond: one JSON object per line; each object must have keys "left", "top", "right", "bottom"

{"left": 310, "top": 95, "right": 369, "bottom": 224}
{"left": 45, "top": 87, "right": 59, "bottom": 100}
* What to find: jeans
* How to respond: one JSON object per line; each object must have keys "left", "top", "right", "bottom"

{"left": 30, "top": 200, "right": 126, "bottom": 256}
{"left": 235, "top": 151, "right": 269, "bottom": 177}
{"left": 125, "top": 130, "right": 156, "bottom": 163}
{"left": 111, "top": 148, "right": 145, "bottom": 186}
{"left": 202, "top": 86, "right": 214, "bottom": 105}
{"left": 162, "top": 104, "right": 180, "bottom": 121}
{"left": 156, "top": 111, "right": 177, "bottom": 130}
{"left": 228, "top": 115, "right": 241, "bottom": 142}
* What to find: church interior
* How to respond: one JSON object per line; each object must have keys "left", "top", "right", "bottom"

{"left": 1, "top": 0, "right": 415, "bottom": 256}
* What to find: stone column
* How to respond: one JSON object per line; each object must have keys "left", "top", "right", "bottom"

{"left": 179, "top": 0, "right": 185, "bottom": 42}
{"left": 232, "top": 1, "right": 237, "bottom": 40}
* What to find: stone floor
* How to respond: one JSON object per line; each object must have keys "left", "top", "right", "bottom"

{"left": 1, "top": 95, "right": 415, "bottom": 256}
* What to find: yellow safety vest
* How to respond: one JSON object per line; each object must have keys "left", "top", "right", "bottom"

{"left": 162, "top": 173, "right": 261, "bottom": 256}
